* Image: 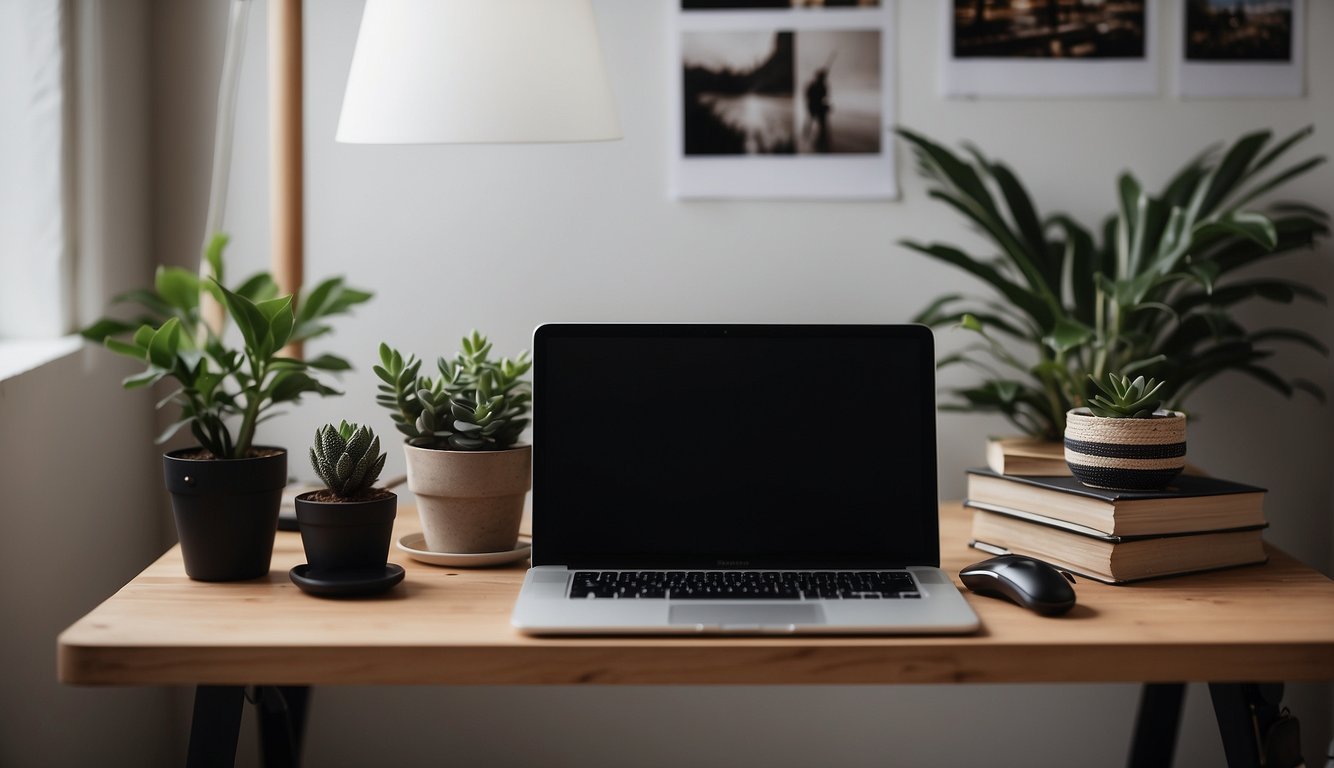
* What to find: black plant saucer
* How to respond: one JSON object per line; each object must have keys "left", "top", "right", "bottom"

{"left": 289, "top": 563, "right": 404, "bottom": 598}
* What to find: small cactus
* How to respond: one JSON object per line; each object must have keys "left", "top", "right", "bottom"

{"left": 1087, "top": 373, "right": 1166, "bottom": 418}
{"left": 309, "top": 421, "right": 387, "bottom": 498}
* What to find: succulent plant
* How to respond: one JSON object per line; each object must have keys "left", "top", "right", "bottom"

{"left": 374, "top": 331, "right": 532, "bottom": 451}
{"left": 309, "top": 421, "right": 387, "bottom": 498}
{"left": 1087, "top": 374, "right": 1167, "bottom": 419}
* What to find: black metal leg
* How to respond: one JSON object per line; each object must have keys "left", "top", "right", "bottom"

{"left": 1208, "top": 682, "right": 1294, "bottom": 768}
{"left": 1127, "top": 682, "right": 1185, "bottom": 768}
{"left": 257, "top": 686, "right": 311, "bottom": 768}
{"left": 186, "top": 686, "right": 245, "bottom": 768}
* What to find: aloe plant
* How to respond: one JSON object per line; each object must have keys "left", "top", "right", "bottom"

{"left": 81, "top": 235, "right": 372, "bottom": 458}
{"left": 899, "top": 126, "right": 1329, "bottom": 439}
{"left": 1086, "top": 374, "right": 1166, "bottom": 419}
{"left": 374, "top": 331, "right": 532, "bottom": 451}
{"left": 310, "top": 421, "right": 387, "bottom": 498}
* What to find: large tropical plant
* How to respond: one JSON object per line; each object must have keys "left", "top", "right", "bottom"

{"left": 899, "top": 126, "right": 1329, "bottom": 440}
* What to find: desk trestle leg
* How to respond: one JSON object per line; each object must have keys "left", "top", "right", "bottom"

{"left": 1210, "top": 683, "right": 1304, "bottom": 768}
{"left": 185, "top": 685, "right": 312, "bottom": 768}
{"left": 186, "top": 686, "right": 245, "bottom": 768}
{"left": 1128, "top": 682, "right": 1185, "bottom": 768}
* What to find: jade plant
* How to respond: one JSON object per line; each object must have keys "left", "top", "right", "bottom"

{"left": 310, "top": 421, "right": 387, "bottom": 498}
{"left": 1086, "top": 374, "right": 1167, "bottom": 419}
{"left": 81, "top": 235, "right": 372, "bottom": 459}
{"left": 374, "top": 331, "right": 532, "bottom": 451}
{"left": 898, "top": 126, "right": 1329, "bottom": 439}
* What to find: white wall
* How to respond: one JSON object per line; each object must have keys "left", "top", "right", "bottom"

{"left": 146, "top": 1, "right": 1332, "bottom": 766}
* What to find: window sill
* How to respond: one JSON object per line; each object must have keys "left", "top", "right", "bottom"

{"left": 0, "top": 335, "right": 84, "bottom": 383}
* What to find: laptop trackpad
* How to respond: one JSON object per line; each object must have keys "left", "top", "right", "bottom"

{"left": 669, "top": 604, "right": 824, "bottom": 627}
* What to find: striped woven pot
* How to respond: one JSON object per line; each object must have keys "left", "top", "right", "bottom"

{"left": 1064, "top": 408, "right": 1187, "bottom": 491}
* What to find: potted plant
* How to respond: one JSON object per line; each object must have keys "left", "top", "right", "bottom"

{"left": 896, "top": 127, "right": 1328, "bottom": 443}
{"left": 81, "top": 236, "right": 372, "bottom": 581}
{"left": 374, "top": 331, "right": 532, "bottom": 554}
{"left": 1065, "top": 373, "right": 1186, "bottom": 491}
{"left": 296, "top": 421, "right": 396, "bottom": 572}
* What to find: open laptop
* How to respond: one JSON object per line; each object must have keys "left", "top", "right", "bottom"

{"left": 511, "top": 324, "right": 980, "bottom": 635}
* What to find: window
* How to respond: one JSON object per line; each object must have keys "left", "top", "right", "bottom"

{"left": 0, "top": 0, "right": 72, "bottom": 342}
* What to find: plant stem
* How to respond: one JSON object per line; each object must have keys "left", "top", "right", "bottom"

{"left": 233, "top": 353, "right": 265, "bottom": 458}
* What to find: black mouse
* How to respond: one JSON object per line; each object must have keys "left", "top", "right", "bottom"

{"left": 960, "top": 555, "right": 1077, "bottom": 616}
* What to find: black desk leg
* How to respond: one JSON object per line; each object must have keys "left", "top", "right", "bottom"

{"left": 1127, "top": 682, "right": 1185, "bottom": 768}
{"left": 1209, "top": 682, "right": 1289, "bottom": 768}
{"left": 186, "top": 686, "right": 245, "bottom": 768}
{"left": 257, "top": 686, "right": 311, "bottom": 768}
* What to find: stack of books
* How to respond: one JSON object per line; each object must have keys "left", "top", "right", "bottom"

{"left": 965, "top": 469, "right": 1268, "bottom": 583}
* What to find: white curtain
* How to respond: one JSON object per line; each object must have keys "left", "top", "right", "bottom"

{"left": 0, "top": 0, "right": 72, "bottom": 339}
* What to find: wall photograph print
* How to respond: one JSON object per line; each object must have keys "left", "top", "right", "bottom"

{"left": 673, "top": 2, "right": 896, "bottom": 199}
{"left": 1177, "top": 0, "right": 1303, "bottom": 98}
{"left": 941, "top": 0, "right": 1159, "bottom": 97}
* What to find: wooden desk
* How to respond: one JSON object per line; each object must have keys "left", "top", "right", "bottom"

{"left": 58, "top": 504, "right": 1334, "bottom": 767}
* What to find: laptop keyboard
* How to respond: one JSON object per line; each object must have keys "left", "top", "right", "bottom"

{"left": 568, "top": 570, "right": 919, "bottom": 600}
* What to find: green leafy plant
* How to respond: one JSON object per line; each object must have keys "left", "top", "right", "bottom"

{"left": 374, "top": 331, "right": 532, "bottom": 451}
{"left": 899, "top": 126, "right": 1329, "bottom": 439}
{"left": 310, "top": 421, "right": 387, "bottom": 498}
{"left": 1086, "top": 374, "right": 1166, "bottom": 419}
{"left": 81, "top": 235, "right": 373, "bottom": 458}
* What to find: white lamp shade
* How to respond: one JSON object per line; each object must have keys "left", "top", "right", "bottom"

{"left": 336, "top": 0, "right": 621, "bottom": 144}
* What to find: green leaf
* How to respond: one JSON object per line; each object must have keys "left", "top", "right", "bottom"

{"left": 1194, "top": 130, "right": 1271, "bottom": 219}
{"left": 148, "top": 318, "right": 182, "bottom": 370}
{"left": 112, "top": 288, "right": 174, "bottom": 317}
{"left": 123, "top": 369, "right": 166, "bottom": 389}
{"left": 155, "top": 266, "right": 200, "bottom": 314}
{"left": 234, "top": 273, "right": 279, "bottom": 302}
{"left": 258, "top": 296, "right": 295, "bottom": 352}
{"left": 1047, "top": 215, "right": 1100, "bottom": 327}
{"left": 216, "top": 281, "right": 269, "bottom": 354}
{"left": 104, "top": 337, "right": 146, "bottom": 360}
{"left": 1248, "top": 328, "right": 1330, "bottom": 356}
{"left": 296, "top": 277, "right": 340, "bottom": 324}
{"left": 80, "top": 317, "right": 139, "bottom": 342}
{"left": 1228, "top": 156, "right": 1327, "bottom": 212}
{"left": 1042, "top": 317, "right": 1094, "bottom": 354}
{"left": 912, "top": 293, "right": 964, "bottom": 325}
{"left": 303, "top": 353, "right": 353, "bottom": 372}
{"left": 987, "top": 160, "right": 1053, "bottom": 284}
{"left": 899, "top": 240, "right": 1053, "bottom": 329}
{"left": 203, "top": 234, "right": 229, "bottom": 284}
{"left": 1191, "top": 212, "right": 1278, "bottom": 251}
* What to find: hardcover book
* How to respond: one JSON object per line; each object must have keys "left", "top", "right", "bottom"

{"left": 968, "top": 506, "right": 1268, "bottom": 584}
{"left": 965, "top": 469, "right": 1266, "bottom": 537}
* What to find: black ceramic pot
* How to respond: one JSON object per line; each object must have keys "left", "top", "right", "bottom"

{"left": 294, "top": 491, "right": 397, "bottom": 571}
{"left": 163, "top": 447, "right": 287, "bottom": 581}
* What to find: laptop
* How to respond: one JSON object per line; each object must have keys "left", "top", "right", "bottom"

{"left": 511, "top": 324, "right": 980, "bottom": 635}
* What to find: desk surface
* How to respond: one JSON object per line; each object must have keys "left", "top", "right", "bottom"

{"left": 58, "top": 503, "right": 1334, "bottom": 687}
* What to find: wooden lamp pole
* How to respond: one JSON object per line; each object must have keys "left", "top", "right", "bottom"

{"left": 270, "top": 0, "right": 303, "bottom": 358}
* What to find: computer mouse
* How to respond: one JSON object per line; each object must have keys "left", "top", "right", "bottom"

{"left": 959, "top": 555, "right": 1077, "bottom": 616}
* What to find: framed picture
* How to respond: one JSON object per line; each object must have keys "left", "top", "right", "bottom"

{"left": 941, "top": 0, "right": 1159, "bottom": 98}
{"left": 671, "top": 2, "right": 897, "bottom": 200}
{"left": 1177, "top": 0, "right": 1303, "bottom": 98}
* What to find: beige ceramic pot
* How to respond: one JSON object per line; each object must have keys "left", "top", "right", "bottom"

{"left": 403, "top": 443, "right": 531, "bottom": 554}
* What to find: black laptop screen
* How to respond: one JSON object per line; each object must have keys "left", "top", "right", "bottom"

{"left": 532, "top": 325, "right": 938, "bottom": 568}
